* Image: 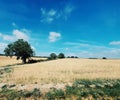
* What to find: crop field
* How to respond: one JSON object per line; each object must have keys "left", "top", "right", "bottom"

{"left": 0, "top": 56, "right": 120, "bottom": 99}
{"left": 0, "top": 56, "right": 47, "bottom": 67}
{"left": 2, "top": 57, "right": 120, "bottom": 84}
{"left": 0, "top": 56, "right": 21, "bottom": 67}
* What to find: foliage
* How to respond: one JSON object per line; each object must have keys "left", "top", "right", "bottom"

{"left": 0, "top": 68, "right": 13, "bottom": 76}
{"left": 0, "top": 79, "right": 120, "bottom": 99}
{"left": 49, "top": 53, "right": 57, "bottom": 60}
{"left": 46, "top": 88, "right": 65, "bottom": 100}
{"left": 4, "top": 39, "right": 34, "bottom": 63}
{"left": 102, "top": 57, "right": 107, "bottom": 59}
{"left": 58, "top": 53, "right": 65, "bottom": 59}
{"left": 67, "top": 56, "right": 78, "bottom": 58}
{"left": 0, "top": 88, "right": 42, "bottom": 100}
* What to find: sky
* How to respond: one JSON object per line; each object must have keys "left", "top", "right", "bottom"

{"left": 0, "top": 0, "right": 120, "bottom": 58}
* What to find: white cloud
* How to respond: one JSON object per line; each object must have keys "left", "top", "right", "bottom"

{"left": 31, "top": 46, "right": 36, "bottom": 51}
{"left": 3, "top": 35, "right": 14, "bottom": 41}
{"left": 65, "top": 42, "right": 90, "bottom": 47}
{"left": 41, "top": 8, "right": 46, "bottom": 15}
{"left": 65, "top": 48, "right": 120, "bottom": 58}
{"left": 49, "top": 32, "right": 61, "bottom": 42}
{"left": 40, "top": 4, "right": 75, "bottom": 23}
{"left": 13, "top": 29, "right": 29, "bottom": 41}
{"left": 63, "top": 4, "right": 74, "bottom": 20}
{"left": 0, "top": 33, "right": 2, "bottom": 37}
{"left": 64, "top": 5, "right": 74, "bottom": 14}
{"left": 64, "top": 41, "right": 120, "bottom": 58}
{"left": 48, "top": 9, "right": 57, "bottom": 16}
{"left": 109, "top": 41, "right": 120, "bottom": 45}
{"left": 0, "top": 43, "right": 7, "bottom": 54}
{"left": 0, "top": 29, "right": 29, "bottom": 41}
{"left": 40, "top": 8, "right": 57, "bottom": 23}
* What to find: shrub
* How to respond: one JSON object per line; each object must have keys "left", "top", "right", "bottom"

{"left": 28, "top": 59, "right": 37, "bottom": 63}
{"left": 46, "top": 88, "right": 65, "bottom": 99}
{"left": 32, "top": 88, "right": 42, "bottom": 97}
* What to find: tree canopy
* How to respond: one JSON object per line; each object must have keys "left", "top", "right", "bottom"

{"left": 4, "top": 39, "right": 34, "bottom": 63}
{"left": 49, "top": 53, "right": 57, "bottom": 60}
{"left": 58, "top": 53, "right": 65, "bottom": 59}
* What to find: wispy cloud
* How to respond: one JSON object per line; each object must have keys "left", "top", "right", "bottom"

{"left": 40, "top": 8, "right": 57, "bottom": 23}
{"left": 109, "top": 41, "right": 120, "bottom": 45}
{"left": 0, "top": 33, "right": 2, "bottom": 37}
{"left": 12, "top": 22, "right": 17, "bottom": 28}
{"left": 0, "top": 43, "right": 7, "bottom": 54}
{"left": 65, "top": 42, "right": 90, "bottom": 47}
{"left": 64, "top": 41, "right": 120, "bottom": 58}
{"left": 49, "top": 32, "right": 61, "bottom": 42}
{"left": 40, "top": 3, "right": 75, "bottom": 23}
{"left": 63, "top": 4, "right": 74, "bottom": 20}
{"left": 0, "top": 29, "right": 29, "bottom": 41}
{"left": 48, "top": 9, "right": 57, "bottom": 16}
{"left": 65, "top": 49, "right": 120, "bottom": 58}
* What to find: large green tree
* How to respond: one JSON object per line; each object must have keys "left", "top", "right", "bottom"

{"left": 4, "top": 39, "right": 34, "bottom": 63}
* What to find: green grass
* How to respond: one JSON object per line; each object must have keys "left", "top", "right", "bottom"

{"left": 0, "top": 79, "right": 120, "bottom": 99}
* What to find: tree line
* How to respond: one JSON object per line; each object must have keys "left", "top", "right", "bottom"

{"left": 48, "top": 53, "right": 65, "bottom": 60}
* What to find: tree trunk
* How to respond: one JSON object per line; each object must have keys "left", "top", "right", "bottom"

{"left": 22, "top": 57, "right": 26, "bottom": 64}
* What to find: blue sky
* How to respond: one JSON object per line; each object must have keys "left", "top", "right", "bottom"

{"left": 0, "top": 0, "right": 120, "bottom": 58}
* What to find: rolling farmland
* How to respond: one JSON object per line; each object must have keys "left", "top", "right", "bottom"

{"left": 0, "top": 56, "right": 120, "bottom": 99}
{"left": 1, "top": 57, "right": 120, "bottom": 84}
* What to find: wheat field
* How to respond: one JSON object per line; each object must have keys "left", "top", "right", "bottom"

{"left": 0, "top": 56, "right": 47, "bottom": 67}
{"left": 0, "top": 56, "right": 21, "bottom": 67}
{"left": 2, "top": 58, "right": 120, "bottom": 84}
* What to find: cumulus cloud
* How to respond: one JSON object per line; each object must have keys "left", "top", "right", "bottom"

{"left": 49, "top": 32, "right": 61, "bottom": 42}
{"left": 13, "top": 29, "right": 29, "bottom": 41}
{"left": 40, "top": 3, "right": 75, "bottom": 23}
{"left": 3, "top": 35, "right": 14, "bottom": 41}
{"left": 0, "top": 29, "right": 29, "bottom": 41}
{"left": 109, "top": 41, "right": 120, "bottom": 45}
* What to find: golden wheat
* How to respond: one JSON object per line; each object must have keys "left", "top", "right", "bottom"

{"left": 0, "top": 56, "right": 21, "bottom": 67}
{"left": 2, "top": 58, "right": 120, "bottom": 84}
{"left": 0, "top": 56, "right": 47, "bottom": 67}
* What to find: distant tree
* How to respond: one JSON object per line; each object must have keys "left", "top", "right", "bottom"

{"left": 102, "top": 57, "right": 107, "bottom": 59}
{"left": 75, "top": 56, "right": 78, "bottom": 58}
{"left": 58, "top": 53, "right": 65, "bottom": 59}
{"left": 71, "top": 56, "right": 75, "bottom": 58}
{"left": 67, "top": 56, "right": 70, "bottom": 58}
{"left": 4, "top": 39, "right": 34, "bottom": 63}
{"left": 49, "top": 53, "right": 57, "bottom": 60}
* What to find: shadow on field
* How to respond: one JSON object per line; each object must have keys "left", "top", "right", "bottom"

{"left": 1, "top": 58, "right": 63, "bottom": 68}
